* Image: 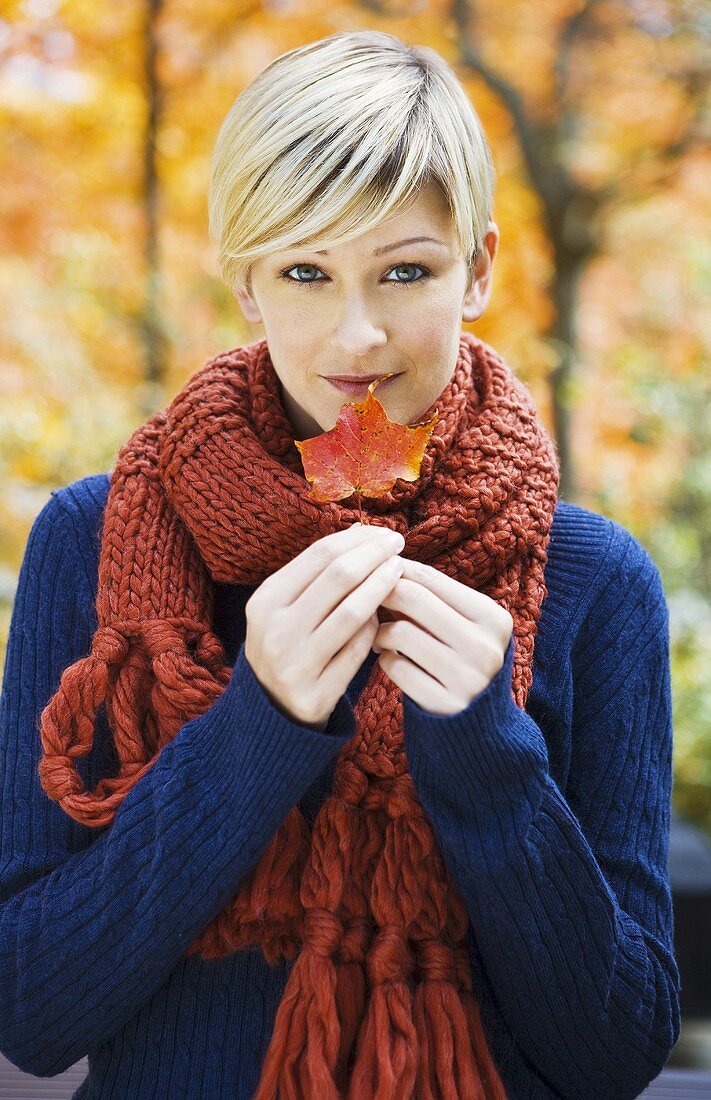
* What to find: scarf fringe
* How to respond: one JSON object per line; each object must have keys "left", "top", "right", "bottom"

{"left": 250, "top": 773, "right": 510, "bottom": 1098}
{"left": 38, "top": 619, "right": 232, "bottom": 826}
{"left": 254, "top": 773, "right": 379, "bottom": 1098}
{"left": 413, "top": 978, "right": 487, "bottom": 1100}
{"left": 334, "top": 954, "right": 367, "bottom": 1091}
{"left": 347, "top": 974, "right": 419, "bottom": 1099}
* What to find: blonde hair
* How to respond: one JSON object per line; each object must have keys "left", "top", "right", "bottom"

{"left": 208, "top": 30, "right": 496, "bottom": 297}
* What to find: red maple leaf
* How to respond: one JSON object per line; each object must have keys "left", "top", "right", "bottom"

{"left": 294, "top": 373, "right": 438, "bottom": 516}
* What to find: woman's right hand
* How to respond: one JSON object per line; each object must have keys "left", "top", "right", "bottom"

{"left": 244, "top": 522, "right": 406, "bottom": 730}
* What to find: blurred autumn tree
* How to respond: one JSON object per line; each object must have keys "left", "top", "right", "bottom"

{"left": 0, "top": 0, "right": 709, "bottom": 827}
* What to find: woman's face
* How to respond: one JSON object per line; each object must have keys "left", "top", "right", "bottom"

{"left": 236, "top": 181, "right": 499, "bottom": 440}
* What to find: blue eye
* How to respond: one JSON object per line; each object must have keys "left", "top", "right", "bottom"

{"left": 277, "top": 262, "right": 433, "bottom": 289}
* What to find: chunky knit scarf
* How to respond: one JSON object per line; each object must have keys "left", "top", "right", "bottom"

{"left": 39, "top": 329, "right": 559, "bottom": 1099}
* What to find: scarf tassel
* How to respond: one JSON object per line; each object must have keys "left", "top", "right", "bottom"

{"left": 253, "top": 914, "right": 343, "bottom": 1100}
{"left": 37, "top": 625, "right": 159, "bottom": 826}
{"left": 38, "top": 618, "right": 236, "bottom": 826}
{"left": 253, "top": 789, "right": 379, "bottom": 1099}
{"left": 412, "top": 963, "right": 488, "bottom": 1100}
{"left": 334, "top": 777, "right": 390, "bottom": 1090}
{"left": 346, "top": 925, "right": 419, "bottom": 1099}
{"left": 333, "top": 947, "right": 367, "bottom": 1091}
{"left": 345, "top": 806, "right": 437, "bottom": 1098}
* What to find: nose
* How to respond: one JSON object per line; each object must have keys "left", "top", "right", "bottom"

{"left": 332, "top": 297, "right": 387, "bottom": 357}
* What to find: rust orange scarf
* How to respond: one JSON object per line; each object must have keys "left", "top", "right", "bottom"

{"left": 39, "top": 330, "right": 559, "bottom": 1098}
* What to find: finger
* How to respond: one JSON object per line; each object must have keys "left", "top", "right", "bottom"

{"left": 398, "top": 557, "right": 513, "bottom": 638}
{"left": 373, "top": 611, "right": 470, "bottom": 696}
{"left": 379, "top": 574, "right": 487, "bottom": 658}
{"left": 377, "top": 649, "right": 466, "bottom": 716}
{"left": 317, "top": 610, "right": 379, "bottom": 702}
{"left": 258, "top": 521, "right": 402, "bottom": 607}
{"left": 284, "top": 529, "right": 403, "bottom": 666}
{"left": 311, "top": 553, "right": 405, "bottom": 670}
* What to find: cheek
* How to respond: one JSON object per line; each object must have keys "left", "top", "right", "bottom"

{"left": 262, "top": 292, "right": 321, "bottom": 326}
{"left": 402, "top": 313, "right": 458, "bottom": 369}
{"left": 402, "top": 285, "right": 459, "bottom": 329}
{"left": 261, "top": 316, "right": 313, "bottom": 361}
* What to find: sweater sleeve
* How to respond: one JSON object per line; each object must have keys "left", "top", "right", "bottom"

{"left": 401, "top": 531, "right": 681, "bottom": 1100}
{"left": 0, "top": 490, "right": 356, "bottom": 1078}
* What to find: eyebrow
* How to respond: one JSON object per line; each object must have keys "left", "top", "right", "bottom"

{"left": 304, "top": 236, "right": 448, "bottom": 256}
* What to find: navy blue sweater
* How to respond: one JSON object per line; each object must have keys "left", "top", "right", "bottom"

{"left": 0, "top": 472, "right": 680, "bottom": 1098}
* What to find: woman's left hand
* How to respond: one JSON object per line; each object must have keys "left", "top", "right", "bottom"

{"left": 373, "top": 556, "right": 514, "bottom": 716}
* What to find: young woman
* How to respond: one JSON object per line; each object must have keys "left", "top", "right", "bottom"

{"left": 0, "top": 29, "right": 680, "bottom": 1100}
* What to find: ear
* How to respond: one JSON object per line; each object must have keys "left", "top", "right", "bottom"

{"left": 234, "top": 271, "right": 264, "bottom": 325}
{"left": 461, "top": 221, "right": 500, "bottom": 323}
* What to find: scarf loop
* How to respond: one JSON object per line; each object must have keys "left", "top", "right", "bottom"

{"left": 38, "top": 330, "right": 560, "bottom": 1099}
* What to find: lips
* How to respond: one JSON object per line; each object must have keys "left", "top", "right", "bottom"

{"left": 325, "top": 375, "right": 390, "bottom": 382}
{"left": 324, "top": 373, "right": 402, "bottom": 394}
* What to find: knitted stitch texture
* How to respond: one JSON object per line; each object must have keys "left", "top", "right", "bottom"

{"left": 33, "top": 331, "right": 559, "bottom": 1099}
{"left": 0, "top": 473, "right": 679, "bottom": 1098}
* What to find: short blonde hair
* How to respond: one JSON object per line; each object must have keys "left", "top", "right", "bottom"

{"left": 208, "top": 30, "right": 496, "bottom": 297}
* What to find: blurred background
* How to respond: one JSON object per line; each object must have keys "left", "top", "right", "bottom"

{"left": 0, "top": 0, "right": 709, "bottom": 1094}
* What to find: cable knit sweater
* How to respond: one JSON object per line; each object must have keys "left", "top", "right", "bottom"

{"left": 0, "top": 472, "right": 680, "bottom": 1099}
